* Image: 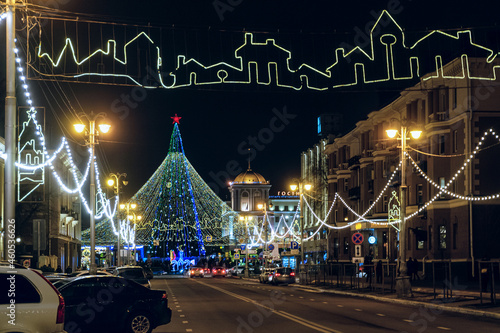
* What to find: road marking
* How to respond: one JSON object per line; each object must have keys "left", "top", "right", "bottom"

{"left": 403, "top": 319, "right": 413, "bottom": 323}
{"left": 437, "top": 327, "right": 451, "bottom": 331}
{"left": 376, "top": 314, "right": 386, "bottom": 317}
{"left": 177, "top": 310, "right": 183, "bottom": 312}
{"left": 355, "top": 309, "right": 362, "bottom": 312}
{"left": 299, "top": 296, "right": 304, "bottom": 299}
{"left": 182, "top": 321, "right": 188, "bottom": 324}
{"left": 323, "top": 302, "right": 328, "bottom": 304}
{"left": 186, "top": 329, "right": 193, "bottom": 332}
{"left": 290, "top": 294, "right": 294, "bottom": 296}
{"left": 180, "top": 315, "right": 185, "bottom": 317}
{"left": 310, "top": 299, "right": 315, "bottom": 301}
{"left": 176, "top": 305, "right": 180, "bottom": 308}
{"left": 337, "top": 305, "right": 344, "bottom": 308}
{"left": 194, "top": 280, "right": 342, "bottom": 333}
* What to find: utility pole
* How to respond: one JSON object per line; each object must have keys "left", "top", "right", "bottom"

{"left": 4, "top": 0, "right": 16, "bottom": 260}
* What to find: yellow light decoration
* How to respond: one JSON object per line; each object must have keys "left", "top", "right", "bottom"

{"left": 36, "top": 10, "right": 500, "bottom": 92}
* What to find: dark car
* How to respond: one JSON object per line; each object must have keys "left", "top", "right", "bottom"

{"left": 114, "top": 266, "right": 151, "bottom": 289}
{"left": 57, "top": 275, "right": 172, "bottom": 333}
{"left": 270, "top": 267, "right": 296, "bottom": 285}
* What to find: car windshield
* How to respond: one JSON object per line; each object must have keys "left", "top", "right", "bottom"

{"left": 118, "top": 269, "right": 144, "bottom": 279}
{"left": 277, "top": 268, "right": 292, "bottom": 274}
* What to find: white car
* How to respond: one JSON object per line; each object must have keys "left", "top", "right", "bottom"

{"left": 0, "top": 261, "right": 65, "bottom": 333}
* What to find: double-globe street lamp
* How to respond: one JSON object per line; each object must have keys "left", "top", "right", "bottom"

{"left": 386, "top": 119, "right": 422, "bottom": 298}
{"left": 74, "top": 112, "right": 111, "bottom": 274}
{"left": 290, "top": 180, "right": 312, "bottom": 273}
{"left": 107, "top": 173, "right": 128, "bottom": 267}
{"left": 120, "top": 202, "right": 142, "bottom": 265}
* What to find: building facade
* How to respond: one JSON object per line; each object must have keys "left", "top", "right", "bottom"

{"left": 323, "top": 58, "right": 500, "bottom": 274}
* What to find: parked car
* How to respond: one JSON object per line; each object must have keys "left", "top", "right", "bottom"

{"left": 0, "top": 261, "right": 65, "bottom": 333}
{"left": 211, "top": 266, "right": 227, "bottom": 277}
{"left": 189, "top": 267, "right": 205, "bottom": 278}
{"left": 47, "top": 270, "right": 112, "bottom": 283}
{"left": 229, "top": 265, "right": 245, "bottom": 276}
{"left": 114, "top": 266, "right": 151, "bottom": 289}
{"left": 57, "top": 275, "right": 172, "bottom": 333}
{"left": 270, "top": 267, "right": 296, "bottom": 285}
{"left": 258, "top": 267, "right": 276, "bottom": 283}
{"left": 143, "top": 266, "right": 154, "bottom": 280}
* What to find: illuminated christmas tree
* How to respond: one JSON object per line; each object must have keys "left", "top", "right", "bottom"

{"left": 85, "top": 115, "right": 240, "bottom": 257}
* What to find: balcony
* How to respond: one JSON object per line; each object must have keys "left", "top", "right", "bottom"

{"left": 348, "top": 186, "right": 360, "bottom": 200}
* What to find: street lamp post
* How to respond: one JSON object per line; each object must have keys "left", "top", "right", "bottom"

{"left": 74, "top": 112, "right": 110, "bottom": 274}
{"left": 386, "top": 120, "right": 422, "bottom": 298}
{"left": 239, "top": 215, "right": 250, "bottom": 278}
{"left": 107, "top": 173, "right": 128, "bottom": 267}
{"left": 290, "top": 180, "right": 312, "bottom": 276}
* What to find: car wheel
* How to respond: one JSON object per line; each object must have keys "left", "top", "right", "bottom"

{"left": 127, "top": 313, "right": 153, "bottom": 333}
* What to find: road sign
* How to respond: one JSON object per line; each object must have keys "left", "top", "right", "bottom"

{"left": 206, "top": 235, "right": 212, "bottom": 242}
{"left": 352, "top": 233, "right": 364, "bottom": 244}
{"left": 268, "top": 244, "right": 275, "bottom": 251}
{"left": 291, "top": 241, "right": 299, "bottom": 249}
{"left": 22, "top": 259, "right": 30, "bottom": 268}
{"left": 234, "top": 253, "right": 240, "bottom": 259}
{"left": 240, "top": 244, "right": 246, "bottom": 251}
{"left": 368, "top": 235, "right": 376, "bottom": 244}
{"left": 355, "top": 244, "right": 362, "bottom": 257}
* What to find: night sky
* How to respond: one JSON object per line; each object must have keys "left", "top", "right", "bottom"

{"left": 4, "top": 0, "right": 500, "bottom": 203}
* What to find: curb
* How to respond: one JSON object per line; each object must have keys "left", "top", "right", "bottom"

{"left": 293, "top": 284, "right": 500, "bottom": 320}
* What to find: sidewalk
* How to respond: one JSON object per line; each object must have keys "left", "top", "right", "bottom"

{"left": 292, "top": 280, "right": 500, "bottom": 320}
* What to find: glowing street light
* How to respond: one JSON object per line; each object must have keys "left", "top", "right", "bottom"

{"left": 289, "top": 179, "right": 312, "bottom": 273}
{"left": 386, "top": 119, "right": 422, "bottom": 298}
{"left": 107, "top": 172, "right": 127, "bottom": 267}
{"left": 74, "top": 111, "right": 110, "bottom": 274}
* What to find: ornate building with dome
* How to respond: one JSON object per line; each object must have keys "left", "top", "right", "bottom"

{"left": 228, "top": 163, "right": 271, "bottom": 213}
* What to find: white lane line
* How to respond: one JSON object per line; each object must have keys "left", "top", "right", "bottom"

{"left": 310, "top": 299, "right": 315, "bottom": 301}
{"left": 176, "top": 305, "right": 180, "bottom": 308}
{"left": 337, "top": 305, "right": 344, "bottom": 307}
{"left": 290, "top": 294, "right": 294, "bottom": 296}
{"left": 437, "top": 327, "right": 451, "bottom": 331}
{"left": 299, "top": 296, "right": 304, "bottom": 299}
{"left": 182, "top": 321, "right": 188, "bottom": 324}
{"left": 195, "top": 280, "right": 341, "bottom": 333}
{"left": 403, "top": 319, "right": 413, "bottom": 323}
{"left": 180, "top": 315, "right": 185, "bottom": 317}
{"left": 177, "top": 310, "right": 183, "bottom": 312}
{"left": 376, "top": 314, "right": 386, "bottom": 317}
{"left": 355, "top": 309, "right": 362, "bottom": 312}
{"left": 323, "top": 302, "right": 328, "bottom": 304}
{"left": 186, "top": 329, "right": 193, "bottom": 332}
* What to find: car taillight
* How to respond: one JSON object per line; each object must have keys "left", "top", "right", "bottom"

{"left": 32, "top": 269, "right": 65, "bottom": 324}
{"left": 162, "top": 293, "right": 167, "bottom": 299}
{"left": 190, "top": 270, "right": 194, "bottom": 274}
{"left": 275, "top": 273, "right": 281, "bottom": 277}
{"left": 290, "top": 272, "right": 295, "bottom": 276}
{"left": 213, "top": 269, "right": 216, "bottom": 273}
{"left": 222, "top": 270, "right": 226, "bottom": 273}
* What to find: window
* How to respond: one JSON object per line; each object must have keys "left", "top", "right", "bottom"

{"left": 417, "top": 184, "right": 423, "bottom": 205}
{"left": 344, "top": 179, "right": 349, "bottom": 192}
{"left": 416, "top": 227, "right": 426, "bottom": 250}
{"left": 241, "top": 192, "right": 249, "bottom": 211}
{"left": 453, "top": 88, "right": 457, "bottom": 109}
{"left": 334, "top": 238, "right": 339, "bottom": 258}
{"left": 343, "top": 237, "right": 349, "bottom": 254}
{"left": 383, "top": 195, "right": 388, "bottom": 212}
{"left": 334, "top": 210, "right": 338, "bottom": 223}
{"left": 453, "top": 223, "right": 458, "bottom": 250}
{"left": 439, "top": 225, "right": 447, "bottom": 250}
{"left": 439, "top": 177, "right": 446, "bottom": 199}
{"left": 428, "top": 226, "right": 433, "bottom": 250}
{"left": 439, "top": 135, "right": 446, "bottom": 155}
{"left": 453, "top": 130, "right": 458, "bottom": 153}
{"left": 0, "top": 274, "right": 41, "bottom": 304}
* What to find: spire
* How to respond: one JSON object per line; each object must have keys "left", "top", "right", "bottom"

{"left": 247, "top": 148, "right": 251, "bottom": 171}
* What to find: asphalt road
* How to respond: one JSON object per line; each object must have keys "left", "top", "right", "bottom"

{"left": 152, "top": 275, "right": 500, "bottom": 333}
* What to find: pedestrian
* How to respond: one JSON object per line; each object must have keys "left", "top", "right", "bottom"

{"left": 56, "top": 265, "right": 62, "bottom": 273}
{"left": 66, "top": 266, "right": 72, "bottom": 274}
{"left": 376, "top": 260, "right": 383, "bottom": 283}
{"left": 412, "top": 258, "right": 420, "bottom": 280}
{"left": 407, "top": 257, "right": 413, "bottom": 281}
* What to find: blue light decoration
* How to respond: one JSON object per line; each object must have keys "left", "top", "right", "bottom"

{"left": 368, "top": 235, "right": 377, "bottom": 245}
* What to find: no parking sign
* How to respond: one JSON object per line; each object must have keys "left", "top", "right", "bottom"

{"left": 352, "top": 233, "right": 364, "bottom": 244}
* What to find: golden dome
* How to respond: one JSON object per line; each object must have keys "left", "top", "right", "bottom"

{"left": 233, "top": 168, "right": 267, "bottom": 184}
